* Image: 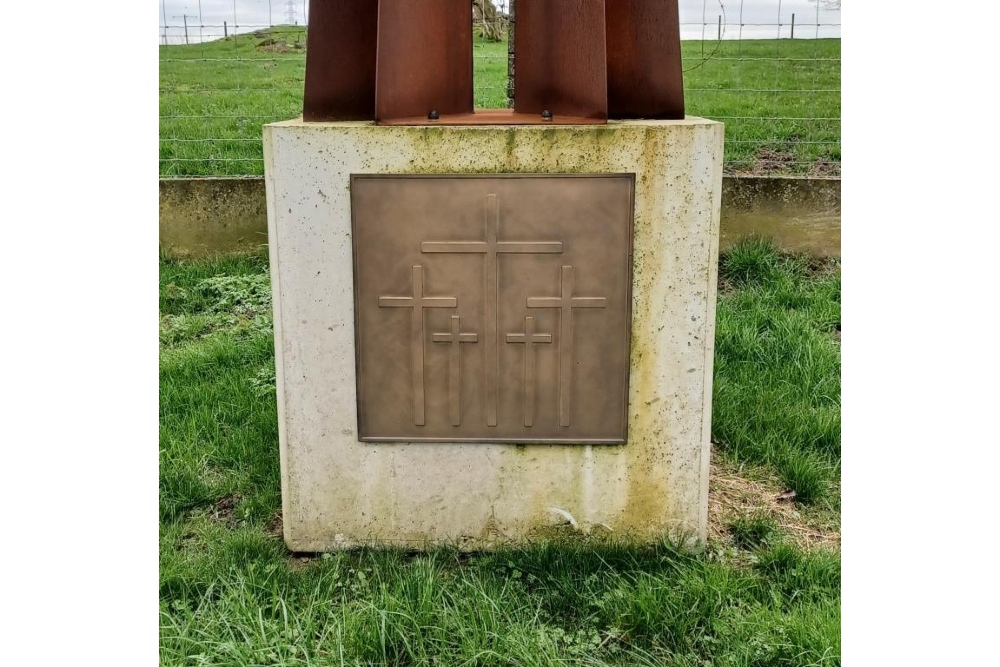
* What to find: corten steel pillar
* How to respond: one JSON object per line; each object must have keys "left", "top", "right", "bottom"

{"left": 374, "top": 0, "right": 473, "bottom": 122}
{"left": 301, "top": 0, "right": 685, "bottom": 123}
{"left": 302, "top": 0, "right": 378, "bottom": 121}
{"left": 605, "top": 0, "right": 685, "bottom": 119}
{"left": 513, "top": 0, "right": 608, "bottom": 120}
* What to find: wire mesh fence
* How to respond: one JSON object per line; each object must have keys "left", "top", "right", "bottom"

{"left": 159, "top": 1, "right": 840, "bottom": 178}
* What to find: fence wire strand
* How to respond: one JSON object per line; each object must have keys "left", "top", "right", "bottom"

{"left": 159, "top": 0, "right": 840, "bottom": 178}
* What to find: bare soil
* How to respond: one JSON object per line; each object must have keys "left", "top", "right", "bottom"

{"left": 708, "top": 454, "right": 841, "bottom": 551}
{"left": 728, "top": 147, "right": 841, "bottom": 179}
{"left": 210, "top": 494, "right": 240, "bottom": 527}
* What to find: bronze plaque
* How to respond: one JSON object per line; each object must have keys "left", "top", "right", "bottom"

{"left": 351, "top": 175, "right": 633, "bottom": 443}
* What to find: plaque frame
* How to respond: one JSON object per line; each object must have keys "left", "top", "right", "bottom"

{"left": 349, "top": 173, "right": 635, "bottom": 444}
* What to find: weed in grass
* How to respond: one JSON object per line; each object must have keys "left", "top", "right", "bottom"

{"left": 248, "top": 364, "right": 276, "bottom": 398}
{"left": 160, "top": 264, "right": 274, "bottom": 347}
{"left": 160, "top": 255, "right": 269, "bottom": 310}
{"left": 729, "top": 511, "right": 780, "bottom": 548}
{"left": 195, "top": 273, "right": 271, "bottom": 314}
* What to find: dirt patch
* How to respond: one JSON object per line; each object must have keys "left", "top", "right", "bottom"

{"left": 806, "top": 160, "right": 841, "bottom": 178}
{"left": 257, "top": 37, "right": 304, "bottom": 53}
{"left": 268, "top": 512, "right": 283, "bottom": 537}
{"left": 259, "top": 41, "right": 292, "bottom": 53}
{"left": 210, "top": 494, "right": 240, "bottom": 527}
{"left": 803, "top": 255, "right": 841, "bottom": 277}
{"left": 270, "top": 513, "right": 321, "bottom": 568}
{"left": 748, "top": 147, "right": 800, "bottom": 175}
{"left": 727, "top": 147, "right": 841, "bottom": 179}
{"left": 716, "top": 273, "right": 735, "bottom": 295}
{"left": 708, "top": 454, "right": 840, "bottom": 551}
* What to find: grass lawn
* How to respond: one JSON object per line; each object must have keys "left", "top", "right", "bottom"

{"left": 160, "top": 239, "right": 841, "bottom": 665}
{"left": 160, "top": 27, "right": 840, "bottom": 177}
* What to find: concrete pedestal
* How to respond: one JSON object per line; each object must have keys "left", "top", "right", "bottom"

{"left": 264, "top": 118, "right": 723, "bottom": 551}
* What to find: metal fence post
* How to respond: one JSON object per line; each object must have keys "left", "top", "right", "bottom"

{"left": 507, "top": 0, "right": 515, "bottom": 107}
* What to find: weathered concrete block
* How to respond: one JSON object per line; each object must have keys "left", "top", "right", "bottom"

{"left": 159, "top": 178, "right": 269, "bottom": 257}
{"left": 265, "top": 119, "right": 723, "bottom": 550}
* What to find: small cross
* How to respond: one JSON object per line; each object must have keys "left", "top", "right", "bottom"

{"left": 379, "top": 265, "right": 457, "bottom": 426}
{"left": 432, "top": 315, "right": 479, "bottom": 426}
{"left": 506, "top": 316, "right": 552, "bottom": 427}
{"left": 527, "top": 265, "right": 607, "bottom": 427}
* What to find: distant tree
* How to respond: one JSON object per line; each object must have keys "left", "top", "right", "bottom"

{"left": 813, "top": 0, "right": 841, "bottom": 8}
{"left": 473, "top": 0, "right": 508, "bottom": 42}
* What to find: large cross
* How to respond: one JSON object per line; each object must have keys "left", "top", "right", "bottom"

{"left": 527, "top": 265, "right": 607, "bottom": 427}
{"left": 505, "top": 316, "right": 552, "bottom": 427}
{"left": 378, "top": 264, "right": 457, "bottom": 426}
{"left": 432, "top": 315, "right": 478, "bottom": 427}
{"left": 422, "top": 193, "right": 562, "bottom": 427}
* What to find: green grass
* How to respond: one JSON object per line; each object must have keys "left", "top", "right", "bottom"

{"left": 714, "top": 238, "right": 841, "bottom": 502}
{"left": 160, "top": 27, "right": 840, "bottom": 176}
{"left": 159, "top": 239, "right": 840, "bottom": 664}
{"left": 728, "top": 511, "right": 780, "bottom": 548}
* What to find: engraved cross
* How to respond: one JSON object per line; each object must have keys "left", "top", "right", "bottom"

{"left": 506, "top": 316, "right": 552, "bottom": 427}
{"left": 527, "top": 265, "right": 607, "bottom": 427}
{"left": 432, "top": 315, "right": 478, "bottom": 427}
{"left": 422, "top": 193, "right": 562, "bottom": 427}
{"left": 378, "top": 265, "right": 457, "bottom": 426}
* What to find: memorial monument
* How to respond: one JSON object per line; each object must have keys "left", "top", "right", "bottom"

{"left": 265, "top": 0, "right": 723, "bottom": 551}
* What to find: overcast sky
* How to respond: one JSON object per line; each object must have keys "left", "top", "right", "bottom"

{"left": 159, "top": 0, "right": 841, "bottom": 45}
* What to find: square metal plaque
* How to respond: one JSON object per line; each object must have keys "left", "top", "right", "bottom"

{"left": 351, "top": 174, "right": 634, "bottom": 443}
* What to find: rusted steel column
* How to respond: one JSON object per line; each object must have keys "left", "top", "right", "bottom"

{"left": 513, "top": 0, "right": 608, "bottom": 120}
{"left": 605, "top": 0, "right": 685, "bottom": 119}
{"left": 375, "top": 0, "right": 474, "bottom": 122}
{"left": 302, "top": 0, "right": 379, "bottom": 121}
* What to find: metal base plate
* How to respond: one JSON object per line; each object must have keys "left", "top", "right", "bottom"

{"left": 351, "top": 174, "right": 634, "bottom": 443}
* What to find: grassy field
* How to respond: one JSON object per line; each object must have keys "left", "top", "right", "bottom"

{"left": 160, "top": 27, "right": 840, "bottom": 177}
{"left": 160, "top": 239, "right": 841, "bottom": 664}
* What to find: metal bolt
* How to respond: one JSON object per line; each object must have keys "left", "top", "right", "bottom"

{"left": 541, "top": 110, "right": 553, "bottom": 121}
{"left": 428, "top": 110, "right": 439, "bottom": 120}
